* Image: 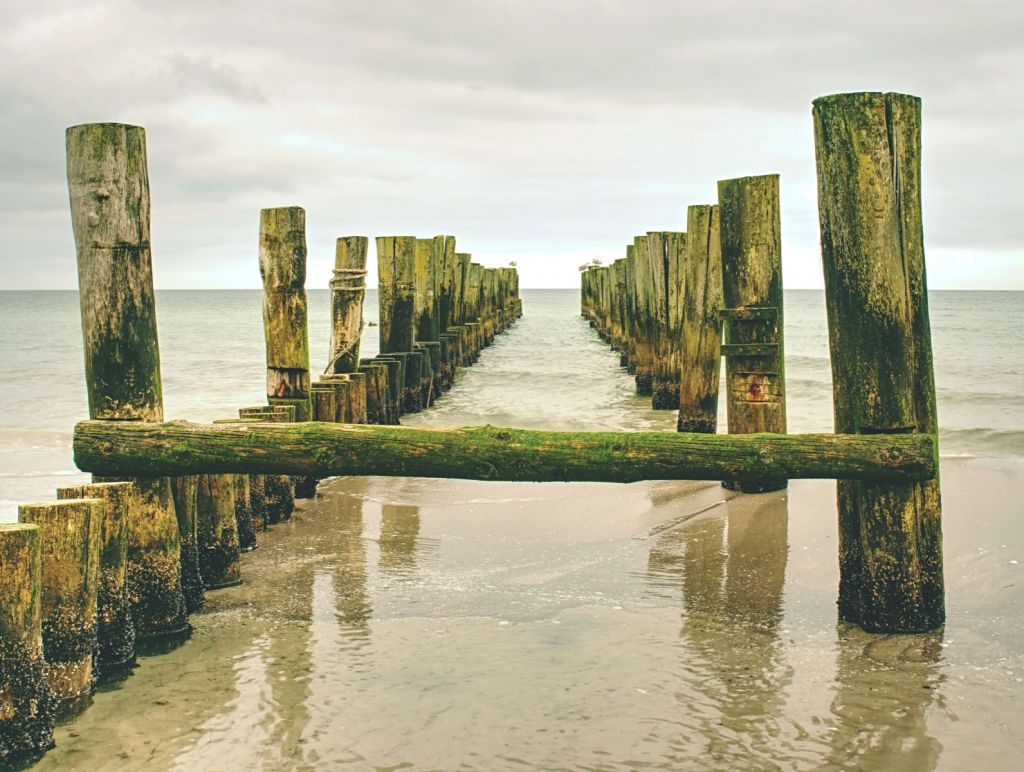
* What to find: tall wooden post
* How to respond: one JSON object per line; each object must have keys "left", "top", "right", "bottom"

{"left": 437, "top": 235, "right": 457, "bottom": 333}
{"left": 196, "top": 474, "right": 242, "bottom": 590}
{"left": 0, "top": 523, "right": 56, "bottom": 760}
{"left": 414, "top": 238, "right": 441, "bottom": 343}
{"left": 260, "top": 206, "right": 311, "bottom": 422}
{"left": 327, "top": 236, "right": 368, "bottom": 374}
{"left": 18, "top": 499, "right": 101, "bottom": 711}
{"left": 677, "top": 205, "right": 723, "bottom": 433}
{"left": 813, "top": 91, "right": 943, "bottom": 633}
{"left": 55, "top": 481, "right": 136, "bottom": 677}
{"left": 718, "top": 174, "right": 787, "bottom": 493}
{"left": 377, "top": 236, "right": 417, "bottom": 354}
{"left": 66, "top": 123, "right": 189, "bottom": 643}
{"left": 633, "top": 236, "right": 654, "bottom": 395}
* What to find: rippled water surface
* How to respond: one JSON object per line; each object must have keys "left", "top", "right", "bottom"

{"left": 0, "top": 289, "right": 1022, "bottom": 769}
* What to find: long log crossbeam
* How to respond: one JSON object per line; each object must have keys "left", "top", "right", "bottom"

{"left": 73, "top": 420, "right": 936, "bottom": 484}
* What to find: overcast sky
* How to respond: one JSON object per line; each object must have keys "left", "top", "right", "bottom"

{"left": 2, "top": 0, "right": 1022, "bottom": 289}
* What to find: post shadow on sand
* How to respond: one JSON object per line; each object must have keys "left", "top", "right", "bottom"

{"left": 646, "top": 490, "right": 793, "bottom": 765}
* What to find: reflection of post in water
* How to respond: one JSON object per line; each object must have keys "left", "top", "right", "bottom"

{"left": 825, "top": 627, "right": 943, "bottom": 770}
{"left": 263, "top": 478, "right": 372, "bottom": 761}
{"left": 378, "top": 504, "right": 422, "bottom": 577}
{"left": 648, "top": 493, "right": 792, "bottom": 765}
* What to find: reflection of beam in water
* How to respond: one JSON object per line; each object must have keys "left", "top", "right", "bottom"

{"left": 647, "top": 492, "right": 794, "bottom": 766}
{"left": 825, "top": 626, "right": 944, "bottom": 770}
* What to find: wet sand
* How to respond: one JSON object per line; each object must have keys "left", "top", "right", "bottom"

{"left": 30, "top": 458, "right": 1024, "bottom": 770}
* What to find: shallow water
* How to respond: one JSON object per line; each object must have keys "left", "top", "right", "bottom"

{"left": 31, "top": 459, "right": 1024, "bottom": 770}
{"left": 3, "top": 289, "right": 1023, "bottom": 769}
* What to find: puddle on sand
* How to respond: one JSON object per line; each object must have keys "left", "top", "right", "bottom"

{"left": 29, "top": 459, "right": 1024, "bottom": 770}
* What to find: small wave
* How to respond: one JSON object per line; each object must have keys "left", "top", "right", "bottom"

{"left": 940, "top": 428, "right": 1024, "bottom": 457}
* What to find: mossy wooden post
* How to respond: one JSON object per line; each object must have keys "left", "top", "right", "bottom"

{"left": 414, "top": 238, "right": 441, "bottom": 343}
{"left": 404, "top": 350, "right": 425, "bottom": 413}
{"left": 677, "top": 205, "right": 723, "bottom": 433}
{"left": 18, "top": 500, "right": 101, "bottom": 711}
{"left": 260, "top": 206, "right": 312, "bottom": 422}
{"left": 377, "top": 236, "right": 416, "bottom": 355}
{"left": 66, "top": 123, "right": 189, "bottom": 644}
{"left": 0, "top": 523, "right": 56, "bottom": 761}
{"left": 170, "top": 476, "right": 205, "bottom": 613}
{"left": 196, "top": 474, "right": 242, "bottom": 590}
{"left": 650, "top": 231, "right": 686, "bottom": 409}
{"left": 633, "top": 236, "right": 654, "bottom": 395}
{"left": 437, "top": 235, "right": 457, "bottom": 334}
{"left": 813, "top": 91, "right": 944, "bottom": 633}
{"left": 357, "top": 362, "right": 385, "bottom": 424}
{"left": 311, "top": 381, "right": 338, "bottom": 422}
{"left": 718, "top": 174, "right": 787, "bottom": 493}
{"left": 666, "top": 231, "right": 687, "bottom": 405}
{"left": 623, "top": 245, "right": 638, "bottom": 373}
{"left": 56, "top": 481, "right": 136, "bottom": 676}
{"left": 327, "top": 236, "right": 368, "bottom": 375}
{"left": 372, "top": 356, "right": 403, "bottom": 423}
{"left": 233, "top": 474, "right": 256, "bottom": 552}
{"left": 454, "top": 252, "right": 471, "bottom": 328}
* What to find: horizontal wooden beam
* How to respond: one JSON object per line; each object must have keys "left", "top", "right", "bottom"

{"left": 73, "top": 420, "right": 937, "bottom": 484}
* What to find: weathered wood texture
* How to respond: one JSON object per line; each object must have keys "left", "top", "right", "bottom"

{"left": 260, "top": 207, "right": 311, "bottom": 421}
{"left": 632, "top": 236, "right": 654, "bottom": 395}
{"left": 56, "top": 481, "right": 136, "bottom": 676}
{"left": 67, "top": 123, "right": 162, "bottom": 421}
{"left": 0, "top": 523, "right": 56, "bottom": 760}
{"left": 74, "top": 420, "right": 936, "bottom": 484}
{"left": 327, "top": 236, "right": 368, "bottom": 374}
{"left": 377, "top": 236, "right": 417, "bottom": 354}
{"left": 677, "top": 205, "right": 723, "bottom": 433}
{"left": 66, "top": 123, "right": 187, "bottom": 644}
{"left": 414, "top": 238, "right": 441, "bottom": 342}
{"left": 718, "top": 174, "right": 787, "bottom": 493}
{"left": 814, "top": 91, "right": 943, "bottom": 633}
{"left": 170, "top": 476, "right": 205, "bottom": 613}
{"left": 196, "top": 474, "right": 242, "bottom": 589}
{"left": 18, "top": 500, "right": 101, "bottom": 708}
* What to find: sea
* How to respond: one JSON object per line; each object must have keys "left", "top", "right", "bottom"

{"left": 0, "top": 288, "right": 1021, "bottom": 520}
{"left": 2, "top": 288, "right": 1023, "bottom": 770}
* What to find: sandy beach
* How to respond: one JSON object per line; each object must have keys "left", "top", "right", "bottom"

{"left": 25, "top": 457, "right": 1022, "bottom": 770}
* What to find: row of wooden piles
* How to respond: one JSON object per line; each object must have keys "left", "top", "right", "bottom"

{"left": 0, "top": 123, "right": 521, "bottom": 763}
{"left": 581, "top": 174, "right": 787, "bottom": 492}
{"left": 582, "top": 92, "right": 944, "bottom": 638}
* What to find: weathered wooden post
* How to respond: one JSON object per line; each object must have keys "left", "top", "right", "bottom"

{"left": 0, "top": 523, "right": 56, "bottom": 761}
{"left": 377, "top": 236, "right": 417, "bottom": 354}
{"left": 170, "top": 476, "right": 205, "bottom": 613}
{"left": 813, "top": 91, "right": 944, "bottom": 633}
{"left": 66, "top": 122, "right": 189, "bottom": 643}
{"left": 650, "top": 231, "right": 687, "bottom": 409}
{"left": 56, "top": 481, "right": 136, "bottom": 676}
{"left": 414, "top": 238, "right": 441, "bottom": 343}
{"left": 677, "top": 205, "right": 723, "bottom": 433}
{"left": 327, "top": 236, "right": 368, "bottom": 374}
{"left": 632, "top": 236, "right": 655, "bottom": 394}
{"left": 196, "top": 474, "right": 242, "bottom": 590}
{"left": 718, "top": 174, "right": 787, "bottom": 493}
{"left": 311, "top": 381, "right": 338, "bottom": 422}
{"left": 260, "top": 206, "right": 312, "bottom": 421}
{"left": 18, "top": 499, "right": 101, "bottom": 711}
{"left": 233, "top": 474, "right": 257, "bottom": 552}
{"left": 260, "top": 206, "right": 316, "bottom": 498}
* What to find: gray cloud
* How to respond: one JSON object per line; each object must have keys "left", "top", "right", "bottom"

{"left": 1, "top": 0, "right": 1022, "bottom": 289}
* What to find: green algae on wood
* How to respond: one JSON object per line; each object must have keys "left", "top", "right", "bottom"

{"left": 196, "top": 474, "right": 242, "bottom": 590}
{"left": 170, "top": 476, "right": 205, "bottom": 613}
{"left": 73, "top": 419, "right": 937, "bottom": 484}
{"left": 377, "top": 236, "right": 417, "bottom": 355}
{"left": 677, "top": 205, "right": 724, "bottom": 433}
{"left": 17, "top": 499, "right": 101, "bottom": 711}
{"left": 260, "top": 206, "right": 311, "bottom": 422}
{"left": 0, "top": 523, "right": 57, "bottom": 762}
{"left": 718, "top": 174, "right": 787, "bottom": 493}
{"left": 56, "top": 481, "right": 136, "bottom": 677}
{"left": 813, "top": 91, "right": 944, "bottom": 633}
{"left": 66, "top": 122, "right": 188, "bottom": 645}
